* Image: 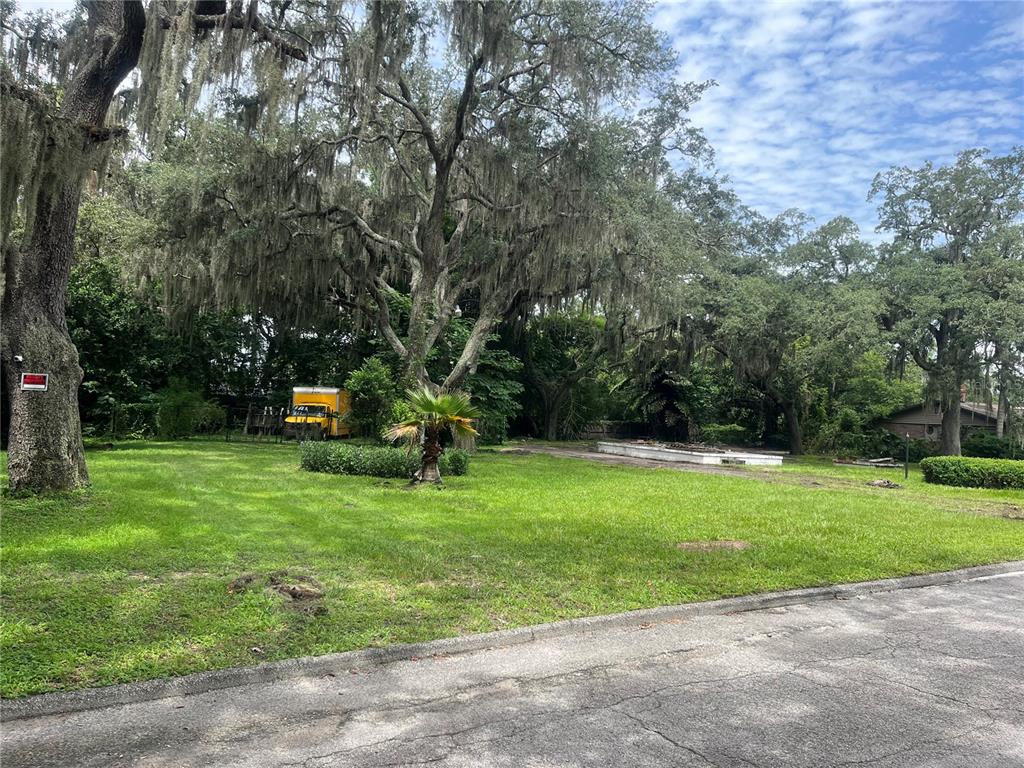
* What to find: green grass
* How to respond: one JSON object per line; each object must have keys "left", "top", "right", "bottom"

{"left": 2, "top": 440, "right": 1022, "bottom": 698}
{"left": 749, "top": 455, "right": 1023, "bottom": 503}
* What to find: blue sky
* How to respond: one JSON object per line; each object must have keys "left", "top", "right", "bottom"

{"left": 653, "top": 0, "right": 1023, "bottom": 239}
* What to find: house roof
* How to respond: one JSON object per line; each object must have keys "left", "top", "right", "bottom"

{"left": 961, "top": 401, "right": 998, "bottom": 419}
{"left": 885, "top": 401, "right": 998, "bottom": 422}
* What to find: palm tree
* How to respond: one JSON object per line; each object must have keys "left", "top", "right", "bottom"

{"left": 385, "top": 387, "right": 480, "bottom": 483}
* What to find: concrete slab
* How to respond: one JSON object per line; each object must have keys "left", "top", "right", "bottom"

{"left": 3, "top": 565, "right": 1022, "bottom": 767}
{"left": 595, "top": 441, "right": 785, "bottom": 466}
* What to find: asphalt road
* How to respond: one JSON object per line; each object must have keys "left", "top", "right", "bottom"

{"left": 4, "top": 569, "right": 1023, "bottom": 768}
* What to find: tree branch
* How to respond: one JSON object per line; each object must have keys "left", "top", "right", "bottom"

{"left": 378, "top": 78, "right": 441, "bottom": 162}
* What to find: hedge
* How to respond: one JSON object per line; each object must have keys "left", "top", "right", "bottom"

{"left": 919, "top": 456, "right": 1024, "bottom": 489}
{"left": 299, "top": 442, "right": 470, "bottom": 479}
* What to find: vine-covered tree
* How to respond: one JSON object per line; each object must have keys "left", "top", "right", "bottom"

{"left": 142, "top": 0, "right": 709, "bottom": 392}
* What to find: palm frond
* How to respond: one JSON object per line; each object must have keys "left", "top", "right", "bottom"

{"left": 448, "top": 416, "right": 479, "bottom": 437}
{"left": 386, "top": 387, "right": 481, "bottom": 443}
{"left": 384, "top": 423, "right": 420, "bottom": 446}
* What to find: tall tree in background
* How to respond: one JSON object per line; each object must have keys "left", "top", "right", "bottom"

{"left": 872, "top": 148, "right": 1024, "bottom": 455}
{"left": 704, "top": 216, "right": 879, "bottom": 454}
{"left": 522, "top": 312, "right": 606, "bottom": 440}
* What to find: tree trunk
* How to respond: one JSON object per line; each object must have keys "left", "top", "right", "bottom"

{"left": 996, "top": 386, "right": 1008, "bottom": 439}
{"left": 995, "top": 349, "right": 1010, "bottom": 439}
{"left": 415, "top": 426, "right": 442, "bottom": 483}
{"left": 543, "top": 399, "right": 562, "bottom": 441}
{"left": 781, "top": 400, "right": 804, "bottom": 455}
{"left": 1, "top": 2, "right": 145, "bottom": 493}
{"left": 2, "top": 183, "right": 92, "bottom": 491}
{"left": 940, "top": 393, "right": 962, "bottom": 455}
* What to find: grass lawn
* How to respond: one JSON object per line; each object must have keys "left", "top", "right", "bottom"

{"left": 2, "top": 440, "right": 1022, "bottom": 698}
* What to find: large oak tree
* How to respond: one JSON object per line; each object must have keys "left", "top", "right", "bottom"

{"left": 1, "top": 0, "right": 311, "bottom": 491}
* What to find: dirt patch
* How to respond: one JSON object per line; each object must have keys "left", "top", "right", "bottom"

{"left": 675, "top": 540, "right": 751, "bottom": 552}
{"left": 999, "top": 504, "right": 1024, "bottom": 520}
{"left": 228, "top": 570, "right": 328, "bottom": 615}
{"left": 227, "top": 573, "right": 259, "bottom": 593}
{"left": 867, "top": 479, "right": 902, "bottom": 489}
{"left": 268, "top": 570, "right": 325, "bottom": 601}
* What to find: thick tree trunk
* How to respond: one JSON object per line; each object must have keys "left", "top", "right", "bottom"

{"left": 1, "top": 2, "right": 144, "bottom": 492}
{"left": 781, "top": 400, "right": 804, "bottom": 455}
{"left": 2, "top": 177, "right": 92, "bottom": 491}
{"left": 543, "top": 398, "right": 562, "bottom": 441}
{"left": 940, "top": 393, "right": 961, "bottom": 455}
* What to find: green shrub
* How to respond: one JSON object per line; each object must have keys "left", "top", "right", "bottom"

{"left": 441, "top": 448, "right": 470, "bottom": 476}
{"left": 701, "top": 423, "right": 750, "bottom": 445}
{"left": 962, "top": 432, "right": 1015, "bottom": 459}
{"left": 345, "top": 358, "right": 397, "bottom": 441}
{"left": 920, "top": 456, "right": 1024, "bottom": 489}
{"left": 299, "top": 443, "right": 470, "bottom": 478}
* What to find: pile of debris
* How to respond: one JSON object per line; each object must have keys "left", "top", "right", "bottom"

{"left": 633, "top": 439, "right": 727, "bottom": 454}
{"left": 835, "top": 457, "right": 902, "bottom": 468}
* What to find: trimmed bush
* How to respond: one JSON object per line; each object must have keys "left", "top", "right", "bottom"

{"left": 299, "top": 443, "right": 470, "bottom": 478}
{"left": 920, "top": 456, "right": 1024, "bottom": 489}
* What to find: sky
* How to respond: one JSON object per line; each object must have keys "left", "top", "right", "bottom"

{"left": 13, "top": 0, "right": 1023, "bottom": 240}
{"left": 653, "top": 0, "right": 1024, "bottom": 240}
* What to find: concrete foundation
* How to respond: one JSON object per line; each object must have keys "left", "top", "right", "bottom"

{"left": 595, "top": 441, "right": 784, "bottom": 466}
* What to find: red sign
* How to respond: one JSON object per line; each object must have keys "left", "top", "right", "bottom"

{"left": 20, "top": 373, "right": 49, "bottom": 391}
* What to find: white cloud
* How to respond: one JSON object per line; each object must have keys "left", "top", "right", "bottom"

{"left": 657, "top": 0, "right": 1024, "bottom": 238}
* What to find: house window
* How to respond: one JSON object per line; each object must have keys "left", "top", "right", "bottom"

{"left": 926, "top": 425, "right": 935, "bottom": 436}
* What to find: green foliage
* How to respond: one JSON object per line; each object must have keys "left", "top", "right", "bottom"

{"left": 69, "top": 196, "right": 173, "bottom": 428}
{"left": 807, "top": 352, "right": 923, "bottom": 454}
{"left": 107, "top": 402, "right": 160, "bottom": 439}
{"left": 441, "top": 448, "right": 470, "bottom": 476}
{"left": 345, "top": 358, "right": 398, "bottom": 441}
{"left": 875, "top": 432, "right": 940, "bottom": 463}
{"left": 701, "top": 424, "right": 751, "bottom": 445}
{"left": 962, "top": 432, "right": 1017, "bottom": 460}
{"left": 521, "top": 313, "right": 611, "bottom": 439}
{"left": 299, "top": 442, "right": 469, "bottom": 478}
{"left": 920, "top": 456, "right": 1024, "bottom": 489}
{"left": 427, "top": 320, "right": 523, "bottom": 444}
{"left": 873, "top": 149, "right": 1024, "bottom": 453}
{"left": 155, "top": 384, "right": 226, "bottom": 439}
{"left": 467, "top": 354, "right": 525, "bottom": 444}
